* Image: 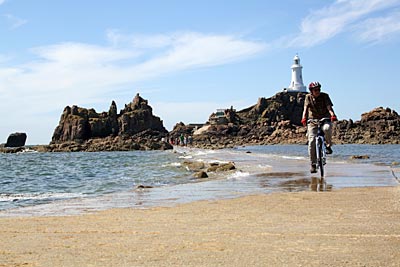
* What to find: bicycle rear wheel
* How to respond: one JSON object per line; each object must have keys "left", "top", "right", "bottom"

{"left": 317, "top": 140, "right": 324, "bottom": 178}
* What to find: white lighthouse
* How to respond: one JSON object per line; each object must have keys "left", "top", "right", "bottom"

{"left": 285, "top": 54, "right": 306, "bottom": 92}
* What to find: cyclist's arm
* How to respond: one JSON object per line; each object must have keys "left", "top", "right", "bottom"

{"left": 302, "top": 106, "right": 308, "bottom": 120}
{"left": 325, "top": 94, "right": 336, "bottom": 118}
{"left": 327, "top": 105, "right": 336, "bottom": 117}
{"left": 302, "top": 96, "right": 309, "bottom": 120}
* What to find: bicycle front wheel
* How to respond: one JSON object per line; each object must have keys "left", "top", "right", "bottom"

{"left": 317, "top": 140, "right": 324, "bottom": 178}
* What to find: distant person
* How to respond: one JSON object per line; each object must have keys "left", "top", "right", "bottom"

{"left": 188, "top": 135, "right": 193, "bottom": 146}
{"left": 301, "top": 81, "right": 337, "bottom": 173}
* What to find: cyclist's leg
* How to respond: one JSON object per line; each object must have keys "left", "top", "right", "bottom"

{"left": 322, "top": 122, "right": 333, "bottom": 154}
{"left": 322, "top": 122, "right": 332, "bottom": 147}
{"left": 307, "top": 124, "right": 318, "bottom": 166}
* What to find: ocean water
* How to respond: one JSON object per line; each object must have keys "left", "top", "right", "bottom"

{"left": 0, "top": 144, "right": 398, "bottom": 217}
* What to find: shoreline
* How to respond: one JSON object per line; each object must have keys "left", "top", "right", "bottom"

{"left": 0, "top": 186, "right": 399, "bottom": 266}
{"left": 2, "top": 142, "right": 400, "bottom": 154}
{"left": 1, "top": 145, "right": 399, "bottom": 217}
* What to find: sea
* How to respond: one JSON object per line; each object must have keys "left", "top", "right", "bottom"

{"left": 0, "top": 144, "right": 399, "bottom": 217}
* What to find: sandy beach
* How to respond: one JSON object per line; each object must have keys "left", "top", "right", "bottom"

{"left": 0, "top": 186, "right": 399, "bottom": 267}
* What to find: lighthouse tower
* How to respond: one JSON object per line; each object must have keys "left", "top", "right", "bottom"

{"left": 286, "top": 54, "right": 306, "bottom": 92}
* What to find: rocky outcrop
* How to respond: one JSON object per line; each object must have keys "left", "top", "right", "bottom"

{"left": 0, "top": 146, "right": 25, "bottom": 153}
{"left": 45, "top": 94, "right": 170, "bottom": 152}
{"left": 240, "top": 92, "right": 306, "bottom": 126}
{"left": 333, "top": 107, "right": 400, "bottom": 144}
{"left": 169, "top": 92, "right": 400, "bottom": 148}
{"left": 181, "top": 160, "right": 236, "bottom": 179}
{"left": 52, "top": 94, "right": 166, "bottom": 143}
{"left": 5, "top": 132, "right": 27, "bottom": 147}
{"left": 170, "top": 91, "right": 307, "bottom": 148}
{"left": 37, "top": 131, "right": 172, "bottom": 152}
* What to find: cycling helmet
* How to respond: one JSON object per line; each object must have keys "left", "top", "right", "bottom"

{"left": 308, "top": 81, "right": 321, "bottom": 90}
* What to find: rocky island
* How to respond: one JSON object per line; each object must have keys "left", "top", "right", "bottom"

{"left": 2, "top": 91, "right": 400, "bottom": 153}
{"left": 36, "top": 93, "right": 172, "bottom": 152}
{"left": 170, "top": 91, "right": 400, "bottom": 148}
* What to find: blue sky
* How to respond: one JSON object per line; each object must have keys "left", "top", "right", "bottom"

{"left": 1, "top": 0, "right": 400, "bottom": 145}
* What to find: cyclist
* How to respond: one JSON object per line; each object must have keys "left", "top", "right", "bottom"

{"left": 301, "top": 82, "right": 337, "bottom": 173}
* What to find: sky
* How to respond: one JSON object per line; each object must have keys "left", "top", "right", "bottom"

{"left": 1, "top": 0, "right": 400, "bottom": 145}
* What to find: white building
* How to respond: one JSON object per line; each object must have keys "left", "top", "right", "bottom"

{"left": 284, "top": 54, "right": 307, "bottom": 92}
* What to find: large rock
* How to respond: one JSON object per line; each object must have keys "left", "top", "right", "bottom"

{"left": 5, "top": 132, "right": 27, "bottom": 147}
{"left": 52, "top": 106, "right": 91, "bottom": 142}
{"left": 119, "top": 94, "right": 166, "bottom": 135}
{"left": 244, "top": 92, "right": 306, "bottom": 125}
{"left": 333, "top": 107, "right": 400, "bottom": 144}
{"left": 48, "top": 94, "right": 169, "bottom": 151}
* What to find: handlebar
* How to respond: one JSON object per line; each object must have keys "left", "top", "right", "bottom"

{"left": 307, "top": 118, "right": 331, "bottom": 125}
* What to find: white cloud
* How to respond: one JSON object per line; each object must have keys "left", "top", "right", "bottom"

{"left": 0, "top": 0, "right": 5, "bottom": 5}
{"left": 1, "top": 32, "right": 265, "bottom": 100}
{"left": 107, "top": 29, "right": 172, "bottom": 49}
{"left": 3, "top": 14, "right": 27, "bottom": 29}
{"left": 136, "top": 33, "right": 266, "bottom": 75}
{"left": 285, "top": 0, "right": 400, "bottom": 48}
{"left": 354, "top": 10, "right": 400, "bottom": 44}
{"left": 31, "top": 43, "right": 139, "bottom": 65}
{"left": 0, "top": 31, "right": 266, "bottom": 144}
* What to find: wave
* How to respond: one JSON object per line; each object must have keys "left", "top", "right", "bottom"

{"left": 162, "top": 162, "right": 182, "bottom": 167}
{"left": 227, "top": 171, "right": 251, "bottom": 180}
{"left": 16, "top": 148, "right": 39, "bottom": 154}
{"left": 192, "top": 150, "right": 217, "bottom": 156}
{"left": 257, "top": 164, "right": 273, "bottom": 169}
{"left": 282, "top": 155, "right": 307, "bottom": 160}
{"left": 174, "top": 147, "right": 217, "bottom": 157}
{"left": 0, "top": 192, "right": 82, "bottom": 202}
{"left": 178, "top": 155, "right": 193, "bottom": 159}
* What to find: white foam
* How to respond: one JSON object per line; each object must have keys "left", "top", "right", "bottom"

{"left": 178, "top": 155, "right": 193, "bottom": 159}
{"left": 227, "top": 171, "right": 250, "bottom": 180}
{"left": 0, "top": 192, "right": 82, "bottom": 202}
{"left": 193, "top": 150, "right": 217, "bottom": 156}
{"left": 257, "top": 164, "right": 272, "bottom": 169}
{"left": 162, "top": 162, "right": 181, "bottom": 167}
{"left": 16, "top": 148, "right": 38, "bottom": 154}
{"left": 282, "top": 155, "right": 306, "bottom": 160}
{"left": 206, "top": 160, "right": 230, "bottom": 165}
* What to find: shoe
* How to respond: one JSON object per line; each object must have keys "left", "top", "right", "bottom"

{"left": 326, "top": 145, "right": 333, "bottom": 154}
{"left": 310, "top": 164, "right": 317, "bottom": 173}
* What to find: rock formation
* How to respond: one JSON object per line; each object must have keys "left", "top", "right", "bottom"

{"left": 334, "top": 107, "right": 400, "bottom": 144}
{"left": 182, "top": 160, "right": 236, "bottom": 179}
{"left": 52, "top": 94, "right": 166, "bottom": 143}
{"left": 4, "top": 91, "right": 398, "bottom": 154}
{"left": 43, "top": 94, "right": 171, "bottom": 152}
{"left": 5, "top": 132, "right": 27, "bottom": 147}
{"left": 239, "top": 92, "right": 306, "bottom": 126}
{"left": 169, "top": 91, "right": 400, "bottom": 148}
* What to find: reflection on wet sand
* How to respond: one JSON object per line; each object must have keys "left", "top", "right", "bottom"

{"left": 268, "top": 176, "right": 332, "bottom": 192}
{"left": 310, "top": 177, "right": 333, "bottom": 192}
{"left": 278, "top": 178, "right": 310, "bottom": 192}
{"left": 254, "top": 170, "right": 334, "bottom": 192}
{"left": 255, "top": 172, "right": 305, "bottom": 178}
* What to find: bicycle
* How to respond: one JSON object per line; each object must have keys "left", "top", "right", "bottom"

{"left": 307, "top": 118, "right": 331, "bottom": 178}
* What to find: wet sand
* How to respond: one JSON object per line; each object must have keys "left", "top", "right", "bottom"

{"left": 0, "top": 186, "right": 399, "bottom": 267}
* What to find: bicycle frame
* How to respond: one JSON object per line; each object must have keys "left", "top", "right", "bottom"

{"left": 308, "top": 118, "right": 330, "bottom": 178}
